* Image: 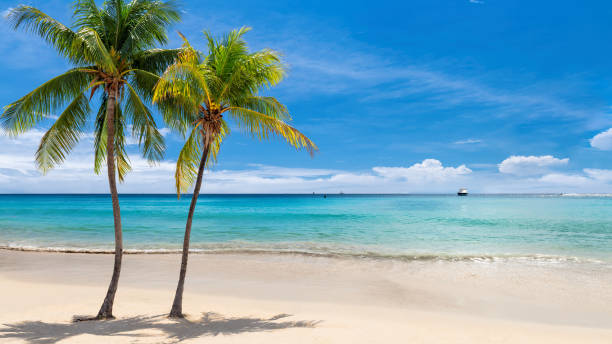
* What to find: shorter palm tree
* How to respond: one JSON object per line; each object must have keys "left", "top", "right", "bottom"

{"left": 153, "top": 28, "right": 317, "bottom": 318}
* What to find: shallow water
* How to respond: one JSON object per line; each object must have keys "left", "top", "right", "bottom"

{"left": 1, "top": 194, "right": 611, "bottom": 264}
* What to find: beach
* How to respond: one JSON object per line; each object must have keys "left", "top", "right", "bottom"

{"left": 1, "top": 249, "right": 611, "bottom": 343}
{"left": 3, "top": 0, "right": 612, "bottom": 341}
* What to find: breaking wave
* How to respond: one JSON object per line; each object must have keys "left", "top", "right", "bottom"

{"left": 1, "top": 242, "right": 606, "bottom": 265}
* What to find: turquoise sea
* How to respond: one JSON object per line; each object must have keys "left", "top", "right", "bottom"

{"left": 1, "top": 194, "right": 611, "bottom": 264}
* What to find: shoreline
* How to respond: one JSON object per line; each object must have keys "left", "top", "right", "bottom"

{"left": 1, "top": 246, "right": 608, "bottom": 265}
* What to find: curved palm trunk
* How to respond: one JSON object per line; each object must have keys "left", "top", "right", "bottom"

{"left": 97, "top": 85, "right": 123, "bottom": 319}
{"left": 169, "top": 138, "right": 211, "bottom": 318}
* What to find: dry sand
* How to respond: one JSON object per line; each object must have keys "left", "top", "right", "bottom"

{"left": 0, "top": 250, "right": 611, "bottom": 343}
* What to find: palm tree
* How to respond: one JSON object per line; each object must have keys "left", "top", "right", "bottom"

{"left": 2, "top": 0, "right": 181, "bottom": 320}
{"left": 153, "top": 28, "right": 317, "bottom": 318}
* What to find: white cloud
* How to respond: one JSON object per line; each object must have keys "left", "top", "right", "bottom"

{"left": 498, "top": 155, "right": 569, "bottom": 176}
{"left": 2, "top": 7, "right": 13, "bottom": 18}
{"left": 469, "top": 0, "right": 484, "bottom": 4}
{"left": 1, "top": 129, "right": 45, "bottom": 145}
{"left": 245, "top": 164, "right": 339, "bottom": 177}
{"left": 159, "top": 127, "right": 171, "bottom": 136}
{"left": 590, "top": 128, "right": 612, "bottom": 150}
{"left": 454, "top": 138, "right": 482, "bottom": 145}
{"left": 372, "top": 159, "right": 471, "bottom": 181}
{"left": 538, "top": 173, "right": 590, "bottom": 186}
{"left": 584, "top": 168, "right": 612, "bottom": 182}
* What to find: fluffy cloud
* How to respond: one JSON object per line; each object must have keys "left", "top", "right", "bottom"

{"left": 498, "top": 155, "right": 569, "bottom": 176}
{"left": 590, "top": 128, "right": 612, "bottom": 150}
{"left": 372, "top": 159, "right": 471, "bottom": 181}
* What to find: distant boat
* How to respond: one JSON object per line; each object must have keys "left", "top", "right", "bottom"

{"left": 457, "top": 188, "right": 468, "bottom": 196}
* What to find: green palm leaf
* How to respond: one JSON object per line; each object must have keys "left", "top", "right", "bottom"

{"left": 133, "top": 48, "right": 183, "bottom": 75}
{"left": 174, "top": 126, "right": 203, "bottom": 195}
{"left": 124, "top": 82, "right": 165, "bottom": 163}
{"left": 36, "top": 94, "right": 91, "bottom": 172}
{"left": 6, "top": 6, "right": 86, "bottom": 65}
{"left": 226, "top": 106, "right": 316, "bottom": 156}
{"left": 1, "top": 68, "right": 92, "bottom": 135}
{"left": 92, "top": 100, "right": 132, "bottom": 182}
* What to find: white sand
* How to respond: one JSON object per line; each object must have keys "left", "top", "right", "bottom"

{"left": 0, "top": 250, "right": 611, "bottom": 343}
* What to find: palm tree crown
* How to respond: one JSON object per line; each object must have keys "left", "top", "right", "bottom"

{"left": 154, "top": 27, "right": 317, "bottom": 195}
{"left": 2, "top": 0, "right": 181, "bottom": 179}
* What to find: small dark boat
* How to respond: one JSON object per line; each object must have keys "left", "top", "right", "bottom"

{"left": 457, "top": 188, "right": 468, "bottom": 196}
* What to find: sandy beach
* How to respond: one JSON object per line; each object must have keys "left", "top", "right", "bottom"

{"left": 0, "top": 250, "right": 610, "bottom": 343}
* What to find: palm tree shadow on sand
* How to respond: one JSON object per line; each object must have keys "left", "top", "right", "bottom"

{"left": 0, "top": 312, "right": 320, "bottom": 344}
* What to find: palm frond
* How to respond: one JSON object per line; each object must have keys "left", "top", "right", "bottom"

{"left": 206, "top": 27, "right": 250, "bottom": 81}
{"left": 93, "top": 97, "right": 107, "bottom": 176}
{"left": 206, "top": 29, "right": 285, "bottom": 103}
{"left": 6, "top": 6, "right": 86, "bottom": 65}
{"left": 208, "top": 119, "right": 228, "bottom": 166}
{"left": 174, "top": 121, "right": 227, "bottom": 196}
{"left": 246, "top": 49, "right": 285, "bottom": 87}
{"left": 73, "top": 0, "right": 105, "bottom": 33}
{"left": 133, "top": 48, "right": 183, "bottom": 74}
{"left": 120, "top": 0, "right": 181, "bottom": 54}
{"left": 155, "top": 96, "right": 198, "bottom": 136}
{"left": 124, "top": 82, "right": 165, "bottom": 163}
{"left": 231, "top": 96, "right": 291, "bottom": 121}
{"left": 174, "top": 126, "right": 202, "bottom": 196}
{"left": 76, "top": 27, "right": 117, "bottom": 73}
{"left": 153, "top": 59, "right": 216, "bottom": 119}
{"left": 128, "top": 68, "right": 161, "bottom": 102}
{"left": 114, "top": 106, "right": 132, "bottom": 182}
{"left": 1, "top": 68, "right": 92, "bottom": 135}
{"left": 92, "top": 99, "right": 132, "bottom": 181}
{"left": 36, "top": 94, "right": 91, "bottom": 172}
{"left": 152, "top": 49, "right": 216, "bottom": 134}
{"left": 226, "top": 107, "right": 317, "bottom": 156}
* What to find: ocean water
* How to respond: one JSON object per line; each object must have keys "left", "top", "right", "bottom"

{"left": 1, "top": 194, "right": 611, "bottom": 264}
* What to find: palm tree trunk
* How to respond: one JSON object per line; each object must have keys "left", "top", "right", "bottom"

{"left": 96, "top": 84, "right": 123, "bottom": 319}
{"left": 169, "top": 139, "right": 211, "bottom": 318}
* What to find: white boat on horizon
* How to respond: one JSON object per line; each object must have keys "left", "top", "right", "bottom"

{"left": 457, "top": 188, "right": 468, "bottom": 196}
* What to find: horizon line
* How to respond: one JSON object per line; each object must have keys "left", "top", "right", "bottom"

{"left": 0, "top": 192, "right": 573, "bottom": 196}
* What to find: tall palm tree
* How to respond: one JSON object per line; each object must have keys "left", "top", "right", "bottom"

{"left": 153, "top": 28, "right": 317, "bottom": 318}
{"left": 2, "top": 0, "right": 181, "bottom": 320}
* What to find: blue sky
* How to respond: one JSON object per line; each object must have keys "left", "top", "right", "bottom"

{"left": 2, "top": 0, "right": 612, "bottom": 193}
